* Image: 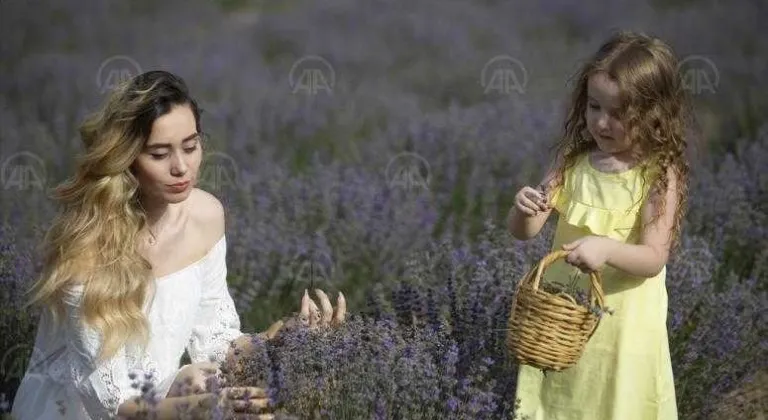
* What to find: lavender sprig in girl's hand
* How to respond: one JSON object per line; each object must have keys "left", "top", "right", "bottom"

{"left": 514, "top": 184, "right": 552, "bottom": 217}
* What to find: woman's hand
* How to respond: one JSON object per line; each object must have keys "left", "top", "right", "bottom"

{"left": 201, "top": 386, "right": 273, "bottom": 419}
{"left": 117, "top": 386, "right": 274, "bottom": 420}
{"left": 257, "top": 289, "right": 347, "bottom": 340}
{"left": 275, "top": 288, "right": 347, "bottom": 335}
{"left": 301, "top": 289, "right": 346, "bottom": 329}
{"left": 223, "top": 289, "right": 346, "bottom": 377}
{"left": 562, "top": 236, "right": 613, "bottom": 273}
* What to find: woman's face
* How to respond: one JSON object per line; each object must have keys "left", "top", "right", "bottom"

{"left": 132, "top": 103, "right": 202, "bottom": 204}
{"left": 585, "top": 72, "right": 633, "bottom": 157}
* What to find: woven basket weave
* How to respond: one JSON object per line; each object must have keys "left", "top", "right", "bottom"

{"left": 506, "top": 250, "right": 606, "bottom": 372}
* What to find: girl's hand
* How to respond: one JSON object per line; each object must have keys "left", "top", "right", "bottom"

{"left": 562, "top": 236, "right": 613, "bottom": 273}
{"left": 514, "top": 185, "right": 551, "bottom": 216}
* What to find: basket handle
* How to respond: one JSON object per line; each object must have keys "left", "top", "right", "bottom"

{"left": 524, "top": 250, "right": 606, "bottom": 310}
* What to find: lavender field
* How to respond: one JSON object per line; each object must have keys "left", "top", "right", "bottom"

{"left": 1, "top": 0, "right": 767, "bottom": 418}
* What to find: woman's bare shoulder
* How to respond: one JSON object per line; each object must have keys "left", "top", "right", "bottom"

{"left": 188, "top": 188, "right": 225, "bottom": 244}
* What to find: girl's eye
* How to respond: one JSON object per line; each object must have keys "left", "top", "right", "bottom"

{"left": 150, "top": 146, "right": 198, "bottom": 160}
{"left": 588, "top": 103, "right": 600, "bottom": 110}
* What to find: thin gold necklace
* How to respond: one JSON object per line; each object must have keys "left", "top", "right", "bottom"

{"left": 139, "top": 201, "right": 169, "bottom": 247}
{"left": 148, "top": 229, "right": 159, "bottom": 246}
{"left": 147, "top": 213, "right": 170, "bottom": 246}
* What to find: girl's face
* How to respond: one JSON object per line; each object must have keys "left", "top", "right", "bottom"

{"left": 585, "top": 72, "right": 633, "bottom": 158}
{"left": 132, "top": 103, "right": 202, "bottom": 203}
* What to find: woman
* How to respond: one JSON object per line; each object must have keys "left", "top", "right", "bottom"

{"left": 11, "top": 70, "right": 346, "bottom": 419}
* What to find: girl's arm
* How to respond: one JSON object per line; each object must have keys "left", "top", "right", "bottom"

{"left": 507, "top": 155, "right": 563, "bottom": 241}
{"left": 606, "top": 166, "right": 679, "bottom": 278}
{"left": 508, "top": 203, "right": 553, "bottom": 241}
{"left": 604, "top": 241, "right": 667, "bottom": 278}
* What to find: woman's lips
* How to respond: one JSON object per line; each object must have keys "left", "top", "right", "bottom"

{"left": 167, "top": 181, "right": 190, "bottom": 192}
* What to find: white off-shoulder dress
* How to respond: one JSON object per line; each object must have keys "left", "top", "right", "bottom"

{"left": 11, "top": 235, "right": 244, "bottom": 420}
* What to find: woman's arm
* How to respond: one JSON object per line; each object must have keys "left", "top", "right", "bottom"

{"left": 186, "top": 234, "right": 245, "bottom": 364}
{"left": 59, "top": 285, "right": 146, "bottom": 418}
{"left": 222, "top": 321, "right": 285, "bottom": 377}
{"left": 118, "top": 393, "right": 213, "bottom": 419}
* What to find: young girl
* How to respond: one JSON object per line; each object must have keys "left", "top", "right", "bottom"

{"left": 11, "top": 71, "right": 346, "bottom": 419}
{"left": 508, "top": 31, "right": 694, "bottom": 420}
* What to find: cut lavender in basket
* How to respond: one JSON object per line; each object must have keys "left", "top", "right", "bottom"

{"left": 539, "top": 276, "right": 613, "bottom": 318}
{"left": 590, "top": 306, "right": 615, "bottom": 318}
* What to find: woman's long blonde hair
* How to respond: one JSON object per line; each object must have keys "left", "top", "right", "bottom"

{"left": 546, "top": 30, "right": 700, "bottom": 255}
{"left": 21, "top": 71, "right": 202, "bottom": 364}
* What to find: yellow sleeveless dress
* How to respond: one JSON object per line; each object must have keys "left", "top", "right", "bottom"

{"left": 514, "top": 152, "right": 678, "bottom": 420}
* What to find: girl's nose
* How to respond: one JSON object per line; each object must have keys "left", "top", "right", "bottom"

{"left": 596, "top": 113, "right": 610, "bottom": 130}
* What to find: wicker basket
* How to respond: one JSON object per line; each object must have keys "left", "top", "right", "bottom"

{"left": 506, "top": 250, "right": 607, "bottom": 372}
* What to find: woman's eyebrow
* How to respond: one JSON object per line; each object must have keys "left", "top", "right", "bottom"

{"left": 146, "top": 133, "right": 200, "bottom": 150}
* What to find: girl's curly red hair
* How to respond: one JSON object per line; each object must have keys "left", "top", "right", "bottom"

{"left": 545, "top": 30, "right": 701, "bottom": 255}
